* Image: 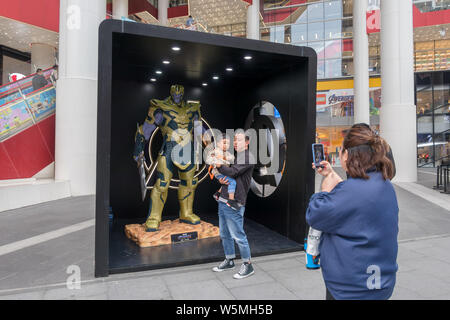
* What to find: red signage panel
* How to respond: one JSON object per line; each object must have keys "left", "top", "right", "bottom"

{"left": 366, "top": 10, "right": 381, "bottom": 34}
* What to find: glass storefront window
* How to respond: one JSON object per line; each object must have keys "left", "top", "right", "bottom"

{"left": 317, "top": 59, "right": 325, "bottom": 78}
{"left": 270, "top": 25, "right": 285, "bottom": 43}
{"left": 415, "top": 40, "right": 450, "bottom": 71}
{"left": 369, "top": 57, "right": 380, "bottom": 74}
{"left": 308, "top": 2, "right": 324, "bottom": 22}
{"left": 341, "top": 18, "right": 353, "bottom": 37}
{"left": 416, "top": 71, "right": 450, "bottom": 167}
{"left": 413, "top": 0, "right": 450, "bottom": 12}
{"left": 341, "top": 57, "right": 354, "bottom": 75}
{"left": 342, "top": 0, "right": 353, "bottom": 17}
{"left": 308, "top": 22, "right": 324, "bottom": 41}
{"left": 260, "top": 27, "right": 271, "bottom": 42}
{"left": 435, "top": 49, "right": 450, "bottom": 70}
{"left": 325, "top": 40, "right": 342, "bottom": 59}
{"left": 262, "top": 0, "right": 354, "bottom": 78}
{"left": 325, "top": 19, "right": 343, "bottom": 39}
{"left": 325, "top": 58, "right": 343, "bottom": 78}
{"left": 284, "top": 25, "right": 292, "bottom": 44}
{"left": 309, "top": 41, "right": 326, "bottom": 58}
{"left": 369, "top": 45, "right": 379, "bottom": 57}
{"left": 169, "top": 0, "right": 187, "bottom": 7}
{"left": 291, "top": 23, "right": 308, "bottom": 43}
{"left": 325, "top": 1, "right": 343, "bottom": 19}
{"left": 295, "top": 7, "right": 308, "bottom": 24}
{"left": 148, "top": 0, "right": 158, "bottom": 8}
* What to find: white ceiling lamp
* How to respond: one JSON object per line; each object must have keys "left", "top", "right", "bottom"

{"left": 171, "top": 46, "right": 181, "bottom": 51}
{"left": 150, "top": 78, "right": 157, "bottom": 82}
{"left": 163, "top": 60, "right": 170, "bottom": 64}
{"left": 226, "top": 67, "right": 233, "bottom": 71}
{"left": 155, "top": 70, "right": 162, "bottom": 74}
{"left": 202, "top": 83, "right": 208, "bottom": 86}
{"left": 213, "top": 75, "right": 219, "bottom": 80}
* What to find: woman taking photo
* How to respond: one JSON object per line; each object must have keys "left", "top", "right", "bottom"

{"left": 306, "top": 124, "right": 398, "bottom": 300}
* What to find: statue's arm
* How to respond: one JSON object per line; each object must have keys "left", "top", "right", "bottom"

{"left": 133, "top": 108, "right": 163, "bottom": 161}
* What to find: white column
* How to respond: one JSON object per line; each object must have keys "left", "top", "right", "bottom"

{"left": 31, "top": 43, "right": 56, "bottom": 72}
{"left": 55, "top": 0, "right": 106, "bottom": 195}
{"left": 353, "top": 0, "right": 370, "bottom": 124}
{"left": 113, "top": 0, "right": 128, "bottom": 19}
{"left": 380, "top": 0, "right": 417, "bottom": 182}
{"left": 158, "top": 0, "right": 168, "bottom": 26}
{"left": 246, "top": 0, "right": 260, "bottom": 40}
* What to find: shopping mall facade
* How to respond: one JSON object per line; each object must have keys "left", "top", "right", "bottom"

{"left": 0, "top": 0, "right": 448, "bottom": 205}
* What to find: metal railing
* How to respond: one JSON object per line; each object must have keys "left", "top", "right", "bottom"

{"left": 433, "top": 161, "right": 450, "bottom": 194}
{"left": 0, "top": 67, "right": 57, "bottom": 142}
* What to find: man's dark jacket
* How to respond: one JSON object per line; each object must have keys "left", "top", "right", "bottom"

{"left": 32, "top": 74, "right": 48, "bottom": 91}
{"left": 217, "top": 149, "right": 255, "bottom": 206}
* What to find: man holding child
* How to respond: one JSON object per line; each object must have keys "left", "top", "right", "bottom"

{"left": 208, "top": 129, "right": 256, "bottom": 279}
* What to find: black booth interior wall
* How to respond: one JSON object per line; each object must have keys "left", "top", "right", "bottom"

{"left": 96, "top": 20, "right": 317, "bottom": 276}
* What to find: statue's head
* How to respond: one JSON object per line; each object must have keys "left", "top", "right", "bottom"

{"left": 170, "top": 84, "right": 184, "bottom": 105}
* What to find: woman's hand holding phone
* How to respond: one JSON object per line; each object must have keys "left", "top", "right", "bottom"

{"left": 312, "top": 161, "right": 343, "bottom": 192}
{"left": 312, "top": 161, "right": 332, "bottom": 176}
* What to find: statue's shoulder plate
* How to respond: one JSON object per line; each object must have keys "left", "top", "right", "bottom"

{"left": 148, "top": 98, "right": 174, "bottom": 119}
{"left": 186, "top": 100, "right": 201, "bottom": 110}
{"left": 186, "top": 100, "right": 201, "bottom": 117}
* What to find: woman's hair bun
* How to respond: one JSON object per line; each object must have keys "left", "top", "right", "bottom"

{"left": 368, "top": 133, "right": 381, "bottom": 146}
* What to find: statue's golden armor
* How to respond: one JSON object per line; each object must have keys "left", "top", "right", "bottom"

{"left": 134, "top": 85, "right": 201, "bottom": 231}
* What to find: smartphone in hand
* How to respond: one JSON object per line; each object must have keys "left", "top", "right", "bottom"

{"left": 312, "top": 143, "right": 325, "bottom": 168}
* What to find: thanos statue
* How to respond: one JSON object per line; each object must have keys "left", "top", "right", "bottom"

{"left": 133, "top": 85, "right": 203, "bottom": 232}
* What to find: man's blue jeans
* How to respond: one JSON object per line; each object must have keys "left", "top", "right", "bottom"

{"left": 218, "top": 201, "right": 251, "bottom": 262}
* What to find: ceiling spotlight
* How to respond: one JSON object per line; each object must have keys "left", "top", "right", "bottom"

{"left": 244, "top": 55, "right": 252, "bottom": 60}
{"left": 163, "top": 60, "right": 170, "bottom": 64}
{"left": 150, "top": 78, "right": 156, "bottom": 82}
{"left": 226, "top": 67, "right": 233, "bottom": 71}
{"left": 155, "top": 70, "right": 162, "bottom": 74}
{"left": 202, "top": 83, "right": 208, "bottom": 86}
{"left": 213, "top": 76, "right": 219, "bottom": 80}
{"left": 172, "top": 46, "right": 181, "bottom": 51}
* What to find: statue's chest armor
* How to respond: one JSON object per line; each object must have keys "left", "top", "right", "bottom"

{"left": 162, "top": 108, "right": 190, "bottom": 129}
{"left": 159, "top": 107, "right": 196, "bottom": 147}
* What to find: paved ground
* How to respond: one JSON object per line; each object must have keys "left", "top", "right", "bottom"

{"left": 0, "top": 169, "right": 449, "bottom": 300}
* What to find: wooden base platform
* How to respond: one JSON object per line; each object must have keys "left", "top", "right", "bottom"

{"left": 124, "top": 219, "right": 220, "bottom": 247}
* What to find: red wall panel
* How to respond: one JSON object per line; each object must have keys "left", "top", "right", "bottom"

{"left": 2, "top": 124, "right": 53, "bottom": 178}
{"left": 129, "top": 0, "right": 158, "bottom": 18}
{"left": 37, "top": 114, "right": 56, "bottom": 159}
{"left": 0, "top": 0, "right": 59, "bottom": 32}
{"left": 0, "top": 143, "right": 19, "bottom": 180}
{"left": 413, "top": 5, "right": 450, "bottom": 28}
{"left": 168, "top": 5, "right": 189, "bottom": 19}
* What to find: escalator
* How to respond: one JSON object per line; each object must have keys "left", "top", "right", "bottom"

{"left": 417, "top": 128, "right": 450, "bottom": 167}
{"left": 0, "top": 67, "right": 57, "bottom": 179}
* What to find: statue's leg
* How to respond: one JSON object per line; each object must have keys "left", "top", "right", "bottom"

{"left": 178, "top": 164, "right": 200, "bottom": 225}
{"left": 145, "top": 155, "right": 173, "bottom": 232}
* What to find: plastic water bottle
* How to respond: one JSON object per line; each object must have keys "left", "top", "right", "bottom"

{"left": 306, "top": 227, "right": 322, "bottom": 256}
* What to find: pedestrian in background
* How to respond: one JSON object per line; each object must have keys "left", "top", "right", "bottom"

{"left": 32, "top": 68, "right": 48, "bottom": 91}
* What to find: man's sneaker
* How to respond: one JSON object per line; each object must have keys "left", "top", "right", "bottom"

{"left": 212, "top": 259, "right": 235, "bottom": 272}
{"left": 233, "top": 262, "right": 255, "bottom": 279}
{"left": 226, "top": 199, "right": 240, "bottom": 211}
{"left": 213, "top": 191, "right": 220, "bottom": 202}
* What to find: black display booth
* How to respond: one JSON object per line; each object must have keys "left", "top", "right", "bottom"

{"left": 95, "top": 20, "right": 317, "bottom": 277}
